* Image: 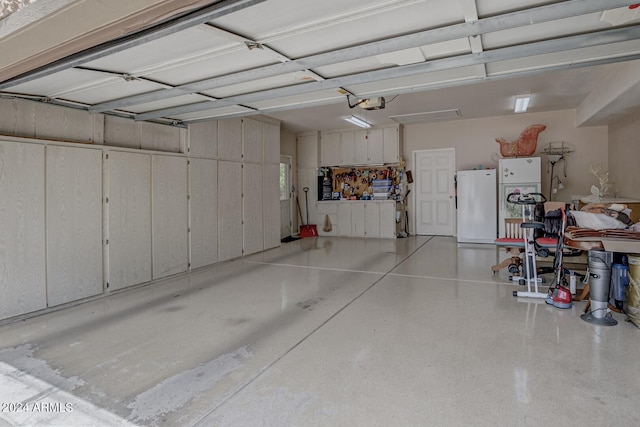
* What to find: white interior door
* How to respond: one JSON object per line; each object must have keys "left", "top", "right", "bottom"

{"left": 280, "top": 156, "right": 292, "bottom": 239}
{"left": 414, "top": 148, "right": 456, "bottom": 236}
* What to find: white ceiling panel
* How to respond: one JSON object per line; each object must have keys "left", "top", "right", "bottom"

{"left": 344, "top": 66, "right": 482, "bottom": 97}
{"left": 314, "top": 59, "right": 389, "bottom": 80}
{"left": 475, "top": 0, "right": 562, "bottom": 17}
{"left": 215, "top": 0, "right": 465, "bottom": 58}
{"left": 482, "top": 12, "right": 616, "bottom": 49}
{"left": 2, "top": 0, "right": 640, "bottom": 132}
{"left": 56, "top": 79, "right": 168, "bottom": 105}
{"left": 487, "top": 40, "right": 640, "bottom": 76}
{"left": 244, "top": 89, "right": 346, "bottom": 111}
{"left": 122, "top": 94, "right": 213, "bottom": 114}
{"left": 84, "top": 25, "right": 239, "bottom": 75}
{"left": 144, "top": 47, "right": 279, "bottom": 86}
{"left": 200, "top": 73, "right": 308, "bottom": 98}
{"left": 6, "top": 68, "right": 113, "bottom": 96}
{"left": 212, "top": 0, "right": 462, "bottom": 43}
{"left": 170, "top": 105, "right": 255, "bottom": 122}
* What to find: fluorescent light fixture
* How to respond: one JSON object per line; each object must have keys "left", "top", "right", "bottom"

{"left": 343, "top": 115, "right": 371, "bottom": 128}
{"left": 514, "top": 94, "right": 531, "bottom": 113}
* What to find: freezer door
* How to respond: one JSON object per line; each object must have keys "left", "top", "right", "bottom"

{"left": 457, "top": 169, "right": 497, "bottom": 243}
{"left": 499, "top": 157, "right": 541, "bottom": 184}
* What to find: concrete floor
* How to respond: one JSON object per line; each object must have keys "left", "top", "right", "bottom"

{"left": 0, "top": 236, "right": 638, "bottom": 426}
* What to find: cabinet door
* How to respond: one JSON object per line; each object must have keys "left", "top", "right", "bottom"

{"left": 297, "top": 133, "right": 319, "bottom": 168}
{"left": 321, "top": 132, "right": 341, "bottom": 166}
{"left": 218, "top": 118, "right": 242, "bottom": 161}
{"left": 0, "top": 141, "right": 46, "bottom": 320}
{"left": 337, "top": 203, "right": 352, "bottom": 236}
{"left": 351, "top": 203, "right": 365, "bottom": 236}
{"left": 367, "top": 129, "right": 384, "bottom": 164}
{"left": 46, "top": 145, "right": 103, "bottom": 306}
{"left": 340, "top": 131, "right": 355, "bottom": 166}
{"left": 189, "top": 121, "right": 218, "bottom": 159}
{"left": 152, "top": 155, "right": 188, "bottom": 280}
{"left": 263, "top": 163, "right": 281, "bottom": 250}
{"left": 379, "top": 202, "right": 397, "bottom": 238}
{"left": 364, "top": 202, "right": 380, "bottom": 237}
{"left": 383, "top": 127, "right": 399, "bottom": 164}
{"left": 354, "top": 130, "right": 368, "bottom": 165}
{"left": 218, "top": 161, "right": 243, "bottom": 261}
{"left": 108, "top": 151, "right": 152, "bottom": 291}
{"left": 190, "top": 158, "right": 218, "bottom": 269}
{"left": 243, "top": 118, "right": 263, "bottom": 163}
{"left": 243, "top": 162, "right": 264, "bottom": 255}
{"left": 263, "top": 122, "right": 280, "bottom": 164}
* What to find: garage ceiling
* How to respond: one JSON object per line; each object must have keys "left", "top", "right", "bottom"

{"left": 1, "top": 0, "right": 640, "bottom": 133}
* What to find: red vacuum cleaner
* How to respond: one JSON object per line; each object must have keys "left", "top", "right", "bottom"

{"left": 545, "top": 207, "right": 573, "bottom": 309}
{"left": 299, "top": 187, "right": 318, "bottom": 238}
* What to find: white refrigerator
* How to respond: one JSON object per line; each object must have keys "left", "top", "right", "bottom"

{"left": 456, "top": 169, "right": 497, "bottom": 243}
{"left": 498, "top": 157, "right": 541, "bottom": 237}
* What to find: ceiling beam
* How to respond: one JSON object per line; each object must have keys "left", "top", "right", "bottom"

{"left": 0, "top": 0, "right": 267, "bottom": 90}
{"left": 134, "top": 25, "right": 640, "bottom": 121}
{"left": 90, "top": 0, "right": 635, "bottom": 114}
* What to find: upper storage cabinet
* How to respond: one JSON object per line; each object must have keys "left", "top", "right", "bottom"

{"left": 320, "top": 132, "right": 341, "bottom": 167}
{"left": 320, "top": 125, "right": 402, "bottom": 167}
{"left": 297, "top": 131, "right": 320, "bottom": 168}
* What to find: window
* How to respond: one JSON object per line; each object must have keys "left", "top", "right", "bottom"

{"left": 279, "top": 163, "right": 289, "bottom": 201}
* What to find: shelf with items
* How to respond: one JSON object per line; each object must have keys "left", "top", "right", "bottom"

{"left": 324, "top": 165, "right": 404, "bottom": 201}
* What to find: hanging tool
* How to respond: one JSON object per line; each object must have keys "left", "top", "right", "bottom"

{"left": 300, "top": 187, "right": 318, "bottom": 238}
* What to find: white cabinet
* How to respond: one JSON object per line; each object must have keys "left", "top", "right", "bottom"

{"left": 189, "top": 120, "right": 218, "bottom": 159}
{"left": 355, "top": 129, "right": 384, "bottom": 165}
{"left": 108, "top": 151, "right": 152, "bottom": 291}
{"left": 0, "top": 141, "right": 46, "bottom": 320}
{"left": 354, "top": 130, "right": 368, "bottom": 165}
{"left": 243, "top": 118, "right": 263, "bottom": 163}
{"left": 243, "top": 162, "right": 264, "bottom": 256}
{"left": 321, "top": 132, "right": 341, "bottom": 166}
{"left": 316, "top": 202, "right": 339, "bottom": 236}
{"left": 383, "top": 126, "right": 400, "bottom": 164}
{"left": 340, "top": 131, "right": 356, "bottom": 166}
{"left": 364, "top": 202, "right": 380, "bottom": 237}
{"left": 152, "top": 155, "right": 188, "bottom": 280}
{"left": 351, "top": 202, "right": 365, "bottom": 236}
{"left": 218, "top": 161, "right": 243, "bottom": 261}
{"left": 263, "top": 163, "right": 281, "bottom": 249}
{"left": 379, "top": 202, "right": 397, "bottom": 238}
{"left": 297, "top": 132, "right": 320, "bottom": 168}
{"left": 263, "top": 122, "right": 280, "bottom": 164}
{"left": 320, "top": 126, "right": 399, "bottom": 166}
{"left": 337, "top": 202, "right": 352, "bottom": 237}
{"left": 189, "top": 158, "right": 218, "bottom": 269}
{"left": 46, "top": 145, "right": 103, "bottom": 306}
{"left": 218, "top": 118, "right": 242, "bottom": 161}
{"left": 316, "top": 201, "right": 396, "bottom": 238}
{"left": 367, "top": 129, "right": 384, "bottom": 164}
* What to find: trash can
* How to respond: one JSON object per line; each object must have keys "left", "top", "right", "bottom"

{"left": 611, "top": 263, "right": 629, "bottom": 311}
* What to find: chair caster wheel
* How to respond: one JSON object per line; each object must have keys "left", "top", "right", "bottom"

{"left": 513, "top": 290, "right": 518, "bottom": 297}
{"left": 519, "top": 278, "right": 525, "bottom": 286}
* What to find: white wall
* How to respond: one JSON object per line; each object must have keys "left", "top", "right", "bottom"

{"left": 608, "top": 115, "right": 640, "bottom": 200}
{"left": 403, "top": 109, "right": 608, "bottom": 204}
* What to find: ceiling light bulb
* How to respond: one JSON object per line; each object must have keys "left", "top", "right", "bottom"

{"left": 514, "top": 94, "right": 531, "bottom": 113}
{"left": 343, "top": 115, "right": 371, "bottom": 128}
